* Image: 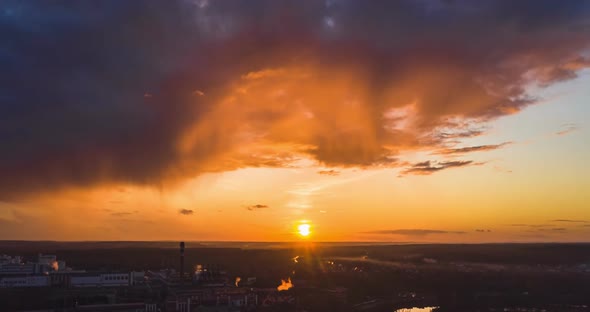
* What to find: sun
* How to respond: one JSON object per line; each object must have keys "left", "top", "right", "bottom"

{"left": 297, "top": 223, "right": 311, "bottom": 237}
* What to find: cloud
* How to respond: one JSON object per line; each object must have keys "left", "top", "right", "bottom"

{"left": 555, "top": 124, "right": 579, "bottom": 136}
{"left": 508, "top": 224, "right": 552, "bottom": 228}
{"left": 179, "top": 209, "right": 194, "bottom": 215}
{"left": 400, "top": 160, "right": 477, "bottom": 175}
{"left": 436, "top": 142, "right": 512, "bottom": 155}
{"left": 1, "top": 1, "right": 590, "bottom": 199}
{"left": 475, "top": 229, "right": 492, "bottom": 232}
{"left": 493, "top": 165, "right": 513, "bottom": 174}
{"left": 317, "top": 169, "right": 340, "bottom": 176}
{"left": 246, "top": 204, "right": 269, "bottom": 211}
{"left": 551, "top": 219, "right": 588, "bottom": 223}
{"left": 536, "top": 228, "right": 568, "bottom": 232}
{"left": 111, "top": 212, "right": 134, "bottom": 217}
{"left": 365, "top": 229, "right": 466, "bottom": 236}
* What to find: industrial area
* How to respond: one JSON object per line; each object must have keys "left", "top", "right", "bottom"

{"left": 0, "top": 242, "right": 296, "bottom": 312}
{"left": 2, "top": 242, "right": 590, "bottom": 312}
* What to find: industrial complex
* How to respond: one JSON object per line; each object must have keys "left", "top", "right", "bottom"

{"left": 0, "top": 242, "right": 295, "bottom": 311}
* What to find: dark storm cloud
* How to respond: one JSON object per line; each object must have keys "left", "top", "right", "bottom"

{"left": 179, "top": 209, "right": 194, "bottom": 215}
{"left": 1, "top": 0, "right": 590, "bottom": 199}
{"left": 400, "top": 160, "right": 476, "bottom": 175}
{"left": 246, "top": 204, "right": 269, "bottom": 211}
{"left": 365, "top": 229, "right": 466, "bottom": 236}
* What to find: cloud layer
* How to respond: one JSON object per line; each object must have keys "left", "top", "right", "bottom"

{"left": 1, "top": 0, "right": 589, "bottom": 199}
{"left": 365, "top": 229, "right": 466, "bottom": 237}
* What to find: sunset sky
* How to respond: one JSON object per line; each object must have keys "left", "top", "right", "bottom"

{"left": 1, "top": 0, "right": 589, "bottom": 242}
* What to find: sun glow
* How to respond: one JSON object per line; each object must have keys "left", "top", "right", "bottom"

{"left": 297, "top": 223, "right": 311, "bottom": 237}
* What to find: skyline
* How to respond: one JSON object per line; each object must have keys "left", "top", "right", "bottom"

{"left": 0, "top": 0, "right": 589, "bottom": 242}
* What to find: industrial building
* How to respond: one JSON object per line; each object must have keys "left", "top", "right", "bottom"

{"left": 0, "top": 244, "right": 296, "bottom": 312}
{"left": 0, "top": 275, "right": 50, "bottom": 287}
{"left": 0, "top": 254, "right": 67, "bottom": 276}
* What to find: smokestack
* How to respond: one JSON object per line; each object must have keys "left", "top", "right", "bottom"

{"left": 180, "top": 241, "right": 185, "bottom": 282}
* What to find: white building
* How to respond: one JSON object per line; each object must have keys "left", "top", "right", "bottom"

{"left": 71, "top": 273, "right": 130, "bottom": 287}
{"left": 0, "top": 263, "right": 40, "bottom": 275}
{"left": 0, "top": 255, "right": 22, "bottom": 265}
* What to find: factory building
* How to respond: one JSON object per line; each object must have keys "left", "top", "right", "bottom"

{"left": 0, "top": 253, "right": 67, "bottom": 275}
{"left": 0, "top": 275, "right": 49, "bottom": 288}
{"left": 0, "top": 271, "right": 143, "bottom": 288}
{"left": 70, "top": 272, "right": 131, "bottom": 287}
{"left": 130, "top": 271, "right": 146, "bottom": 285}
{"left": 0, "top": 255, "right": 22, "bottom": 264}
{"left": 165, "top": 288, "right": 258, "bottom": 312}
{"left": 0, "top": 262, "right": 40, "bottom": 275}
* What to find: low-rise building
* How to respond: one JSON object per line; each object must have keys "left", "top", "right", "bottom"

{"left": 0, "top": 263, "right": 40, "bottom": 275}
{"left": 0, "top": 275, "right": 50, "bottom": 288}
{"left": 71, "top": 273, "right": 131, "bottom": 288}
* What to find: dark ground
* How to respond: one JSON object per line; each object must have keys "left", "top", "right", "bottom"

{"left": 1, "top": 242, "right": 589, "bottom": 311}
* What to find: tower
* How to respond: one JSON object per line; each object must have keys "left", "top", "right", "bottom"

{"left": 179, "top": 241, "right": 185, "bottom": 282}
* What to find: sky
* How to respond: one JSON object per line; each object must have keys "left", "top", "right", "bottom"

{"left": 0, "top": 0, "right": 589, "bottom": 242}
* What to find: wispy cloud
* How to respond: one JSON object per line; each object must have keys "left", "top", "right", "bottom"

{"left": 475, "top": 229, "right": 492, "bottom": 233}
{"left": 317, "top": 169, "right": 340, "bottom": 176}
{"left": 493, "top": 165, "right": 513, "bottom": 174}
{"left": 179, "top": 209, "right": 194, "bottom": 215}
{"left": 555, "top": 123, "right": 578, "bottom": 136}
{"left": 508, "top": 224, "right": 552, "bottom": 228}
{"left": 364, "top": 229, "right": 466, "bottom": 236}
{"left": 400, "top": 160, "right": 479, "bottom": 176}
{"left": 551, "top": 219, "right": 588, "bottom": 223}
{"left": 246, "top": 204, "right": 269, "bottom": 211}
{"left": 287, "top": 171, "right": 378, "bottom": 211}
{"left": 111, "top": 212, "right": 133, "bottom": 217}
{"left": 536, "top": 228, "right": 568, "bottom": 232}
{"left": 436, "top": 142, "right": 512, "bottom": 155}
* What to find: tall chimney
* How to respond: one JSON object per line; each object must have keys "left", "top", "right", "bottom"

{"left": 179, "top": 241, "right": 185, "bottom": 282}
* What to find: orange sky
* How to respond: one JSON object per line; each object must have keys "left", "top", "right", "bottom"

{"left": 1, "top": 1, "right": 589, "bottom": 242}
{"left": 1, "top": 70, "right": 588, "bottom": 242}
